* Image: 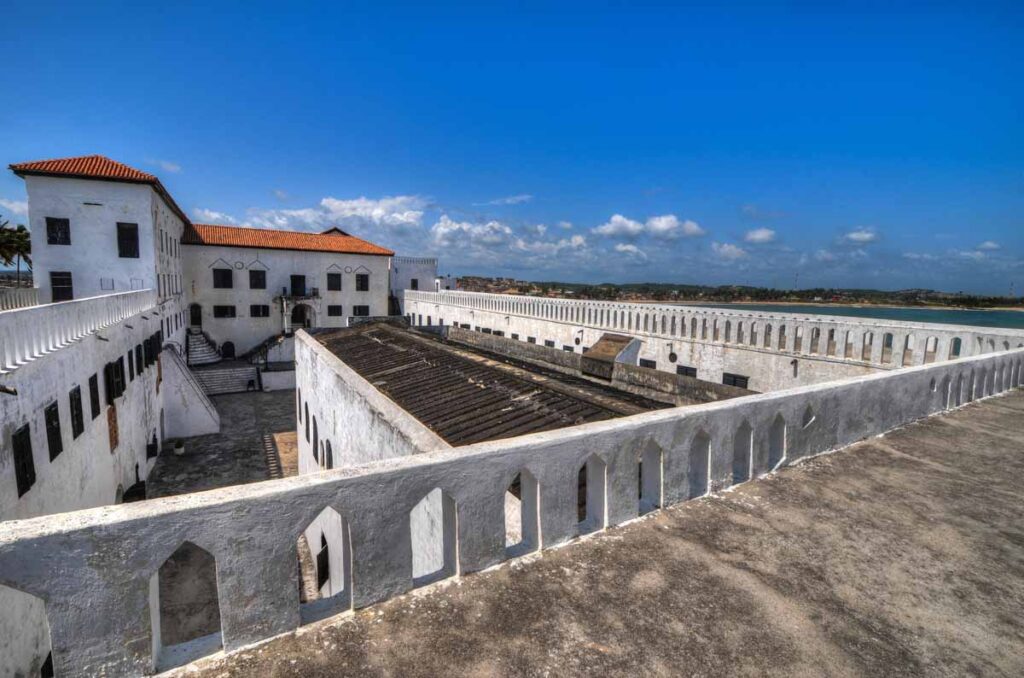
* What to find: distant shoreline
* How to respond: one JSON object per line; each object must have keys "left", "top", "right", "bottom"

{"left": 622, "top": 299, "right": 1024, "bottom": 313}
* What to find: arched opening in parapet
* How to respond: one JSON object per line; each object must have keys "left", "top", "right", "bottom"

{"left": 312, "top": 416, "right": 319, "bottom": 465}
{"left": 793, "top": 326, "right": 804, "bottom": 352}
{"left": 637, "top": 444, "right": 663, "bottom": 515}
{"left": 843, "top": 330, "right": 854, "bottom": 358}
{"left": 151, "top": 541, "right": 223, "bottom": 669}
{"left": 1003, "top": 341, "right": 1011, "bottom": 352}
{"left": 691, "top": 318, "right": 698, "bottom": 338}
{"left": 861, "top": 332, "right": 874, "bottom": 361}
{"left": 939, "top": 375, "right": 952, "bottom": 409}
{"left": 298, "top": 506, "right": 352, "bottom": 624}
{"left": 809, "top": 327, "right": 820, "bottom": 354}
{"left": 826, "top": 328, "right": 836, "bottom": 356}
{"left": 577, "top": 455, "right": 607, "bottom": 535}
{"left": 505, "top": 470, "right": 540, "bottom": 556}
{"left": 0, "top": 584, "right": 51, "bottom": 678}
{"left": 410, "top": 488, "right": 459, "bottom": 587}
{"left": 304, "top": 404, "right": 310, "bottom": 442}
{"left": 968, "top": 370, "right": 980, "bottom": 401}
{"left": 763, "top": 324, "right": 773, "bottom": 348}
{"left": 924, "top": 336, "right": 938, "bottom": 363}
{"left": 778, "top": 325, "right": 787, "bottom": 350}
{"left": 732, "top": 422, "right": 753, "bottom": 485}
{"left": 768, "top": 415, "right": 787, "bottom": 470}
{"left": 724, "top": 320, "right": 732, "bottom": 342}
{"left": 949, "top": 337, "right": 962, "bottom": 359}
{"left": 737, "top": 321, "right": 745, "bottom": 344}
{"left": 901, "top": 334, "right": 914, "bottom": 364}
{"left": 323, "top": 440, "right": 333, "bottom": 470}
{"left": 988, "top": 339, "right": 996, "bottom": 352}
{"left": 115, "top": 484, "right": 124, "bottom": 504}
{"left": 749, "top": 322, "right": 757, "bottom": 346}
{"left": 881, "top": 333, "right": 894, "bottom": 363}
{"left": 189, "top": 303, "right": 202, "bottom": 328}
{"left": 291, "top": 303, "right": 314, "bottom": 329}
{"left": 801, "top": 405, "right": 816, "bottom": 429}
{"left": 954, "top": 374, "right": 964, "bottom": 406}
{"left": 689, "top": 431, "right": 710, "bottom": 498}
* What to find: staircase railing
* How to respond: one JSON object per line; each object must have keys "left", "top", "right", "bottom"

{"left": 165, "top": 348, "right": 220, "bottom": 422}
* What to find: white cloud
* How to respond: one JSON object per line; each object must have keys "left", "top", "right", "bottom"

{"left": 902, "top": 252, "right": 938, "bottom": 261}
{"left": 247, "top": 195, "right": 427, "bottom": 233}
{"left": 843, "top": 228, "right": 878, "bottom": 244}
{"left": 614, "top": 243, "right": 648, "bottom": 261}
{"left": 0, "top": 198, "right": 28, "bottom": 217}
{"left": 814, "top": 249, "right": 836, "bottom": 262}
{"left": 593, "top": 213, "right": 705, "bottom": 239}
{"left": 513, "top": 234, "right": 588, "bottom": 256}
{"left": 273, "top": 189, "right": 289, "bottom": 201}
{"left": 711, "top": 242, "right": 747, "bottom": 260}
{"left": 593, "top": 214, "right": 645, "bottom": 237}
{"left": 528, "top": 224, "right": 547, "bottom": 236}
{"left": 476, "top": 194, "right": 533, "bottom": 206}
{"left": 431, "top": 215, "right": 513, "bottom": 248}
{"left": 957, "top": 249, "right": 986, "bottom": 261}
{"left": 150, "top": 159, "right": 181, "bottom": 173}
{"left": 744, "top": 227, "right": 776, "bottom": 243}
{"left": 193, "top": 208, "right": 239, "bottom": 224}
{"left": 645, "top": 214, "right": 706, "bottom": 239}
{"left": 977, "top": 240, "right": 1000, "bottom": 251}
{"left": 557, "top": 221, "right": 573, "bottom": 230}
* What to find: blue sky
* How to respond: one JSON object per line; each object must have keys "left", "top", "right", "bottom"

{"left": 1, "top": 1, "right": 1021, "bottom": 294}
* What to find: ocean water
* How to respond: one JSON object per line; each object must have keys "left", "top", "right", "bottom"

{"left": 684, "top": 303, "right": 1024, "bottom": 330}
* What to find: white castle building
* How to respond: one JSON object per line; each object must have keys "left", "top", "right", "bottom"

{"left": 1, "top": 155, "right": 1022, "bottom": 677}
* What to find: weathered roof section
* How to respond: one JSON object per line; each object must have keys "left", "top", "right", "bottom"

{"left": 582, "top": 333, "right": 635, "bottom": 364}
{"left": 315, "top": 324, "right": 667, "bottom": 446}
{"left": 183, "top": 223, "right": 395, "bottom": 256}
{"left": 10, "top": 154, "right": 190, "bottom": 225}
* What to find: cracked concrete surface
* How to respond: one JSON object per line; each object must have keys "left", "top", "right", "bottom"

{"left": 169, "top": 391, "right": 1024, "bottom": 678}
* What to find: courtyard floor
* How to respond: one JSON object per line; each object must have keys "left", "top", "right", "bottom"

{"left": 148, "top": 390, "right": 298, "bottom": 498}
{"left": 168, "top": 390, "right": 1024, "bottom": 678}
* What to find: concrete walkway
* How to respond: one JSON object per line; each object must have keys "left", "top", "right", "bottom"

{"left": 170, "top": 391, "right": 1024, "bottom": 678}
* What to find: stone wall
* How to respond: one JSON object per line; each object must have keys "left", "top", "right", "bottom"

{"left": 1, "top": 346, "right": 1020, "bottom": 676}
{"left": 405, "top": 290, "right": 1024, "bottom": 392}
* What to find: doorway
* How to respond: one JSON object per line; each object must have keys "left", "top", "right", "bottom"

{"left": 189, "top": 304, "right": 202, "bottom": 328}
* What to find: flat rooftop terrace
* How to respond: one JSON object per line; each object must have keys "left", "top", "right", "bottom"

{"left": 314, "top": 323, "right": 669, "bottom": 445}
{"left": 170, "top": 390, "right": 1024, "bottom": 677}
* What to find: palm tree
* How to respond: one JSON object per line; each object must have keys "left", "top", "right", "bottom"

{"left": 0, "top": 218, "right": 32, "bottom": 286}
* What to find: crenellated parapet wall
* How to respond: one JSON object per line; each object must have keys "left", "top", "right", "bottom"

{"left": 0, "top": 288, "right": 38, "bottom": 312}
{"left": 404, "top": 290, "right": 1024, "bottom": 391}
{"left": 0, "top": 290, "right": 157, "bottom": 374}
{"left": 1, "top": 345, "right": 1021, "bottom": 676}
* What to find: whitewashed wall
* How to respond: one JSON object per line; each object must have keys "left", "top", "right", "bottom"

{"left": 390, "top": 256, "right": 437, "bottom": 314}
{"left": 0, "top": 346, "right": 1020, "bottom": 677}
{"left": 405, "top": 290, "right": 1024, "bottom": 392}
{"left": 182, "top": 245, "right": 391, "bottom": 354}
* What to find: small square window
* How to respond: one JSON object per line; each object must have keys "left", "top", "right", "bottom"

{"left": 249, "top": 270, "right": 266, "bottom": 289}
{"left": 50, "top": 271, "right": 73, "bottom": 302}
{"left": 46, "top": 217, "right": 70, "bottom": 245}
{"left": 213, "top": 268, "right": 233, "bottom": 289}
{"left": 527, "top": 336, "right": 537, "bottom": 344}
{"left": 250, "top": 304, "right": 270, "bottom": 318}
{"left": 544, "top": 340, "right": 555, "bottom": 348}
{"left": 352, "top": 305, "right": 370, "bottom": 317}
{"left": 676, "top": 365, "right": 697, "bottom": 378}
{"left": 327, "top": 273, "right": 342, "bottom": 291}
{"left": 327, "top": 305, "right": 343, "bottom": 316}
{"left": 213, "top": 305, "right": 236, "bottom": 318}
{"left": 639, "top": 358, "right": 657, "bottom": 369}
{"left": 410, "top": 278, "right": 419, "bottom": 290}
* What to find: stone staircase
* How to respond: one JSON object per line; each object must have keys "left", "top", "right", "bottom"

{"left": 192, "top": 364, "right": 259, "bottom": 395}
{"left": 187, "top": 328, "right": 221, "bottom": 366}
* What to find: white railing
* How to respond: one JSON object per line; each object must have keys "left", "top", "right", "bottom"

{"left": 0, "top": 343, "right": 1021, "bottom": 676}
{"left": 0, "top": 287, "right": 38, "bottom": 311}
{"left": 0, "top": 289, "right": 157, "bottom": 374}
{"left": 404, "top": 290, "right": 1024, "bottom": 368}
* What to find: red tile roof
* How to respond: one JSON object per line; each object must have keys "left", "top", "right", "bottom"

{"left": 183, "top": 223, "right": 394, "bottom": 256}
{"left": 10, "top": 154, "right": 158, "bottom": 183}
{"left": 10, "top": 154, "right": 189, "bottom": 225}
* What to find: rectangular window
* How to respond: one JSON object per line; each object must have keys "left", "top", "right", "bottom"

{"left": 511, "top": 333, "right": 520, "bottom": 340}
{"left": 352, "top": 305, "right": 370, "bottom": 317}
{"left": 248, "top": 269, "right": 266, "bottom": 289}
{"left": 676, "top": 365, "right": 697, "bottom": 378}
{"left": 544, "top": 340, "right": 555, "bottom": 347}
{"left": 527, "top": 336, "right": 537, "bottom": 344}
{"left": 50, "top": 271, "right": 73, "bottom": 302}
{"left": 410, "top": 278, "right": 419, "bottom": 290}
{"left": 44, "top": 402, "right": 63, "bottom": 461}
{"left": 88, "top": 374, "right": 100, "bottom": 419}
{"left": 212, "top": 268, "right": 233, "bottom": 288}
{"left": 116, "top": 222, "right": 140, "bottom": 258}
{"left": 722, "top": 372, "right": 750, "bottom": 389}
{"left": 356, "top": 273, "right": 369, "bottom": 291}
{"left": 103, "top": 360, "right": 125, "bottom": 404}
{"left": 493, "top": 330, "right": 504, "bottom": 337}
{"left": 213, "top": 305, "right": 237, "bottom": 318}
{"left": 639, "top": 358, "right": 657, "bottom": 369}
{"left": 327, "top": 305, "right": 343, "bottom": 316}
{"left": 250, "top": 304, "right": 270, "bottom": 318}
{"left": 12, "top": 424, "right": 35, "bottom": 497}
{"left": 563, "top": 345, "right": 574, "bottom": 352}
{"left": 69, "top": 386, "right": 85, "bottom": 439}
{"left": 327, "top": 273, "right": 342, "bottom": 291}
{"left": 46, "top": 217, "right": 70, "bottom": 245}
{"left": 128, "top": 350, "right": 135, "bottom": 381}
{"left": 290, "top": 275, "right": 306, "bottom": 296}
